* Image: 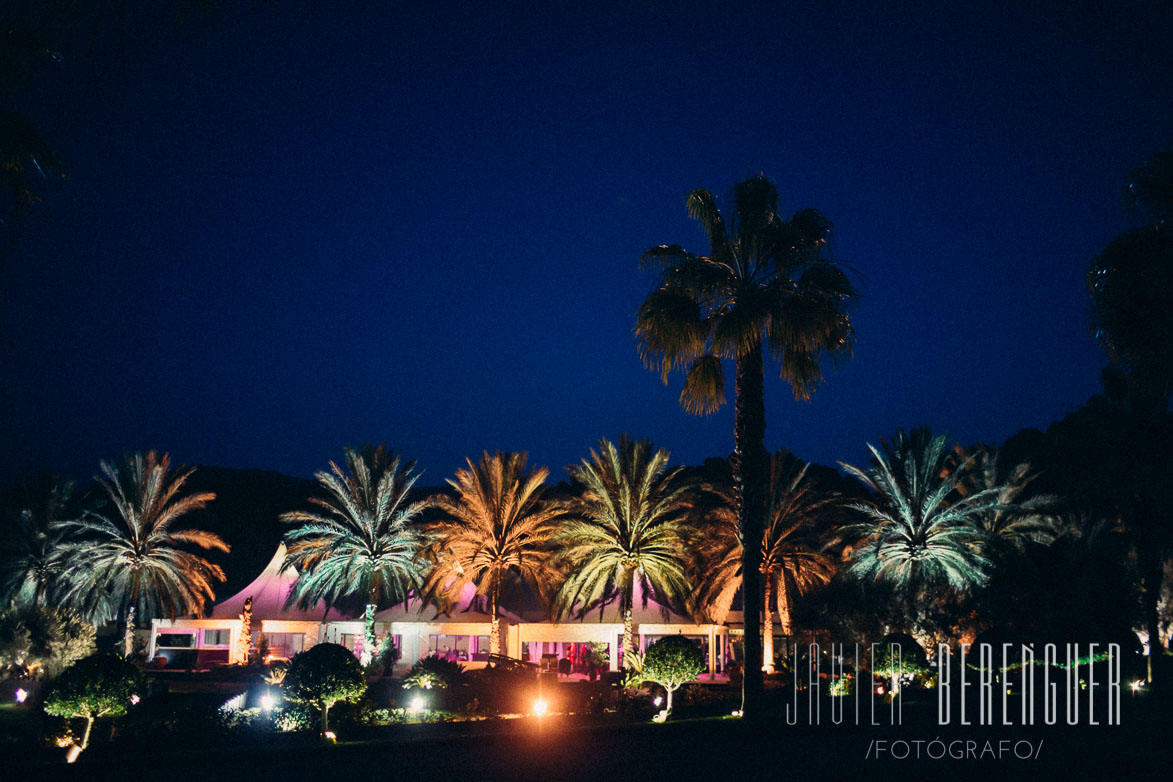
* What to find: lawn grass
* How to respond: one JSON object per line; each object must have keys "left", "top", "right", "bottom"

{"left": 0, "top": 700, "right": 45, "bottom": 743}
{"left": 11, "top": 692, "right": 1173, "bottom": 782}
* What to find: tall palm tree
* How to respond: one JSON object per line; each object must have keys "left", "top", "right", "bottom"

{"left": 57, "top": 452, "right": 225, "bottom": 655}
{"left": 696, "top": 452, "right": 838, "bottom": 672}
{"left": 0, "top": 475, "right": 78, "bottom": 608}
{"left": 282, "top": 446, "right": 425, "bottom": 664}
{"left": 636, "top": 176, "right": 856, "bottom": 714}
{"left": 957, "top": 445, "right": 1059, "bottom": 549}
{"left": 422, "top": 451, "right": 567, "bottom": 655}
{"left": 840, "top": 429, "right": 999, "bottom": 600}
{"left": 554, "top": 436, "right": 693, "bottom": 666}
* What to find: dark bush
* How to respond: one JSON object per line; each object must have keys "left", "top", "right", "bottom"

{"left": 282, "top": 643, "right": 366, "bottom": 732}
{"left": 402, "top": 654, "right": 464, "bottom": 690}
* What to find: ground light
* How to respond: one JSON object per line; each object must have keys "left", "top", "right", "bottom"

{"left": 533, "top": 698, "right": 548, "bottom": 716}
{"left": 323, "top": 731, "right": 337, "bottom": 743}
{"left": 260, "top": 694, "right": 276, "bottom": 711}
{"left": 14, "top": 688, "right": 27, "bottom": 703}
{"left": 409, "top": 695, "right": 425, "bottom": 715}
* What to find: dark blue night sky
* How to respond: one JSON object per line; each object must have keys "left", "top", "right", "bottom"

{"left": 2, "top": 1, "right": 1171, "bottom": 486}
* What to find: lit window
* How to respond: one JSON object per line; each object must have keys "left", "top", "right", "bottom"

{"left": 203, "top": 629, "right": 231, "bottom": 646}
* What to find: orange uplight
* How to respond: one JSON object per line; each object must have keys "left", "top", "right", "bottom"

{"left": 533, "top": 699, "right": 548, "bottom": 716}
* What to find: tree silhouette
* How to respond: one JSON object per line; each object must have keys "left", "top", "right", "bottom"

{"left": 695, "top": 451, "right": 837, "bottom": 671}
{"left": 637, "top": 176, "right": 855, "bottom": 715}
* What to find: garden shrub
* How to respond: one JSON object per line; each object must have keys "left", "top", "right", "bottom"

{"left": 637, "top": 636, "right": 705, "bottom": 718}
{"left": 0, "top": 606, "right": 96, "bottom": 678}
{"left": 402, "top": 654, "right": 464, "bottom": 690}
{"left": 281, "top": 643, "right": 366, "bottom": 732}
{"left": 43, "top": 653, "right": 144, "bottom": 750}
{"left": 870, "top": 634, "right": 931, "bottom": 690}
{"left": 273, "top": 701, "right": 318, "bottom": 732}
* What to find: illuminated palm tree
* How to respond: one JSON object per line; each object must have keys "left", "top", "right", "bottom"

{"left": 554, "top": 436, "right": 693, "bottom": 665}
{"left": 58, "top": 452, "right": 225, "bottom": 655}
{"left": 697, "top": 452, "right": 837, "bottom": 671}
{"left": 0, "top": 475, "right": 78, "bottom": 607}
{"left": 282, "top": 446, "right": 425, "bottom": 663}
{"left": 840, "top": 429, "right": 998, "bottom": 596}
{"left": 422, "top": 451, "right": 567, "bottom": 655}
{"left": 637, "top": 176, "right": 855, "bottom": 713}
{"left": 957, "top": 445, "right": 1059, "bottom": 549}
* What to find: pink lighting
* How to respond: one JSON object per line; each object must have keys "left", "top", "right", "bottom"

{"left": 14, "top": 688, "right": 28, "bottom": 703}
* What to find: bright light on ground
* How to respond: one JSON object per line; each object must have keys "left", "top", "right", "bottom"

{"left": 261, "top": 694, "right": 276, "bottom": 711}
{"left": 1132, "top": 680, "right": 1144, "bottom": 692}
{"left": 14, "top": 688, "right": 27, "bottom": 703}
{"left": 409, "top": 696, "right": 425, "bottom": 713}
{"left": 533, "top": 699, "right": 548, "bottom": 716}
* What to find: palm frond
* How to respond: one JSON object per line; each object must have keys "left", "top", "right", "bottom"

{"left": 282, "top": 446, "right": 424, "bottom": 612}
{"left": 840, "top": 429, "right": 993, "bottom": 595}
{"left": 680, "top": 354, "right": 725, "bottom": 415}
{"left": 421, "top": 451, "right": 566, "bottom": 620}
{"left": 556, "top": 436, "right": 695, "bottom": 620}
{"left": 57, "top": 451, "right": 224, "bottom": 622}
{"left": 638, "top": 175, "right": 856, "bottom": 414}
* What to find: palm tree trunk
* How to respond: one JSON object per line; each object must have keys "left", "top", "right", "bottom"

{"left": 362, "top": 602, "right": 377, "bottom": 666}
{"left": 734, "top": 342, "right": 768, "bottom": 718}
{"left": 622, "top": 568, "right": 635, "bottom": 667}
{"left": 81, "top": 714, "right": 94, "bottom": 750}
{"left": 237, "top": 597, "right": 252, "bottom": 665}
{"left": 122, "top": 606, "right": 136, "bottom": 658}
{"left": 623, "top": 609, "right": 634, "bottom": 666}
{"left": 777, "top": 575, "right": 793, "bottom": 636}
{"left": 1139, "top": 547, "right": 1164, "bottom": 684}
{"left": 489, "top": 587, "right": 501, "bottom": 656}
{"left": 762, "top": 577, "right": 775, "bottom": 674}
